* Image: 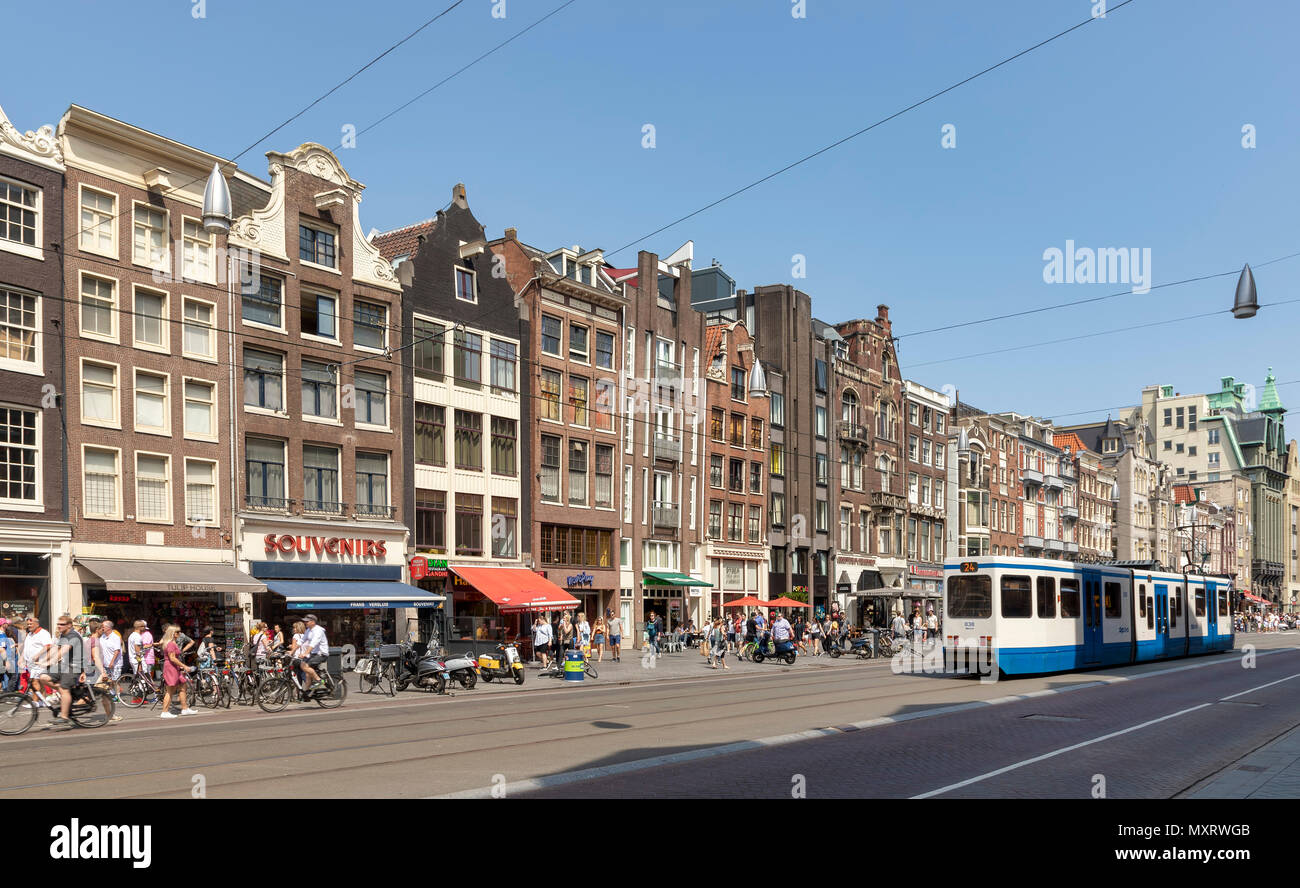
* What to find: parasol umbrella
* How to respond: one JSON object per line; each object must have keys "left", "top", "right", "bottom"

{"left": 766, "top": 596, "right": 812, "bottom": 609}
{"left": 726, "top": 595, "right": 767, "bottom": 608}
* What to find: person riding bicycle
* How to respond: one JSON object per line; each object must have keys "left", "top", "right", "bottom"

{"left": 297, "top": 614, "right": 329, "bottom": 690}
{"left": 32, "top": 615, "right": 84, "bottom": 731}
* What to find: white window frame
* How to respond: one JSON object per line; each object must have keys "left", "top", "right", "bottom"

{"left": 133, "top": 368, "right": 171, "bottom": 436}
{"left": 300, "top": 286, "right": 341, "bottom": 345}
{"left": 181, "top": 295, "right": 217, "bottom": 361}
{"left": 182, "top": 376, "right": 218, "bottom": 442}
{"left": 353, "top": 368, "right": 390, "bottom": 431}
{"left": 134, "top": 451, "right": 172, "bottom": 524}
{"left": 181, "top": 215, "right": 215, "bottom": 284}
{"left": 78, "top": 271, "right": 119, "bottom": 344}
{"left": 80, "top": 358, "right": 120, "bottom": 429}
{"left": 81, "top": 444, "right": 123, "bottom": 520}
{"left": 454, "top": 266, "right": 477, "bottom": 304}
{"left": 242, "top": 271, "right": 287, "bottom": 332}
{"left": 78, "top": 184, "right": 116, "bottom": 258}
{"left": 243, "top": 347, "right": 286, "bottom": 416}
{"left": 0, "top": 285, "right": 41, "bottom": 375}
{"left": 298, "top": 220, "right": 340, "bottom": 273}
{"left": 130, "top": 200, "right": 169, "bottom": 271}
{"left": 353, "top": 298, "right": 388, "bottom": 353}
{"left": 0, "top": 404, "right": 41, "bottom": 509}
{"left": 0, "top": 175, "right": 41, "bottom": 260}
{"left": 132, "top": 284, "right": 170, "bottom": 353}
{"left": 183, "top": 457, "right": 219, "bottom": 527}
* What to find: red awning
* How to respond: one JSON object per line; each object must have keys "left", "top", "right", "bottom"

{"left": 1242, "top": 591, "right": 1268, "bottom": 604}
{"left": 450, "top": 566, "right": 581, "bottom": 613}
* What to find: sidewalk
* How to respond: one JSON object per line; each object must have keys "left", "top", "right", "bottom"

{"left": 1180, "top": 723, "right": 1300, "bottom": 798}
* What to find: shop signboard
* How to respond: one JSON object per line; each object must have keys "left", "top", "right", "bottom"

{"left": 566, "top": 572, "right": 594, "bottom": 587}
{"left": 0, "top": 600, "right": 33, "bottom": 621}
{"left": 410, "top": 556, "right": 429, "bottom": 581}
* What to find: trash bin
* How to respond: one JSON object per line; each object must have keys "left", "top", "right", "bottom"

{"left": 563, "top": 649, "right": 585, "bottom": 683}
{"left": 867, "top": 628, "right": 881, "bottom": 658}
{"left": 327, "top": 646, "right": 345, "bottom": 676}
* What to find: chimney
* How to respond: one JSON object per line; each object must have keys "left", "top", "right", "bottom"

{"left": 452, "top": 183, "right": 468, "bottom": 207}
{"left": 504, "top": 227, "right": 517, "bottom": 240}
{"left": 876, "top": 304, "right": 890, "bottom": 322}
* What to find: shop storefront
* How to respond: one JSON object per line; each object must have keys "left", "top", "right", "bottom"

{"left": 906, "top": 564, "right": 944, "bottom": 622}
{"left": 238, "top": 516, "right": 414, "bottom": 657}
{"left": 707, "top": 544, "right": 765, "bottom": 624}
{"left": 642, "top": 570, "right": 712, "bottom": 632}
{"left": 0, "top": 519, "right": 71, "bottom": 622}
{"left": 443, "top": 565, "right": 580, "bottom": 657}
{"left": 75, "top": 558, "right": 264, "bottom": 655}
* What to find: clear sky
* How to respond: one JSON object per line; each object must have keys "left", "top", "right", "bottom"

{"left": 5, "top": 0, "right": 1297, "bottom": 425}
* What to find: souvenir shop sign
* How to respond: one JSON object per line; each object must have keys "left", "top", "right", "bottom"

{"left": 566, "top": 572, "right": 594, "bottom": 587}
{"left": 264, "top": 534, "right": 388, "bottom": 560}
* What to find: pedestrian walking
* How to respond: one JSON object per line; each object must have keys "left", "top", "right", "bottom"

{"left": 98, "top": 620, "right": 122, "bottom": 690}
{"left": 709, "top": 619, "right": 730, "bottom": 670}
{"left": 84, "top": 619, "right": 121, "bottom": 722}
{"left": 532, "top": 615, "right": 553, "bottom": 668}
{"left": 592, "top": 616, "right": 607, "bottom": 662}
{"left": 607, "top": 610, "right": 623, "bottom": 662}
{"left": 645, "top": 610, "right": 659, "bottom": 655}
{"left": 157, "top": 625, "right": 196, "bottom": 719}
{"left": 21, "top": 615, "right": 51, "bottom": 693}
{"left": 926, "top": 607, "right": 939, "bottom": 645}
{"left": 577, "top": 613, "right": 591, "bottom": 656}
{"left": 808, "top": 614, "right": 823, "bottom": 656}
{"left": 560, "top": 614, "right": 575, "bottom": 654}
{"left": 127, "top": 620, "right": 155, "bottom": 679}
{"left": 0, "top": 621, "right": 17, "bottom": 691}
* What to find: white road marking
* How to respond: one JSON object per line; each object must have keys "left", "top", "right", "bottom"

{"left": 911, "top": 703, "right": 1215, "bottom": 799}
{"left": 1219, "top": 671, "right": 1300, "bottom": 701}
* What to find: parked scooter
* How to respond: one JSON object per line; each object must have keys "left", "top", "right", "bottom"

{"left": 477, "top": 642, "right": 525, "bottom": 685}
{"left": 441, "top": 649, "right": 479, "bottom": 689}
{"left": 395, "top": 644, "right": 450, "bottom": 695}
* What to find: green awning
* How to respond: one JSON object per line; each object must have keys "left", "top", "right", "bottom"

{"left": 642, "top": 570, "right": 713, "bottom": 588}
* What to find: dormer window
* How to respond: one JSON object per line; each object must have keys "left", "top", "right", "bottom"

{"left": 455, "top": 267, "right": 476, "bottom": 303}
{"left": 299, "top": 222, "right": 336, "bottom": 268}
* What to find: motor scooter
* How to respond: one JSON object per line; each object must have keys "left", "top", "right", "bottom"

{"left": 395, "top": 644, "right": 450, "bottom": 694}
{"left": 441, "top": 649, "right": 479, "bottom": 689}
{"left": 751, "top": 632, "right": 797, "bottom": 665}
{"left": 477, "top": 642, "right": 525, "bottom": 685}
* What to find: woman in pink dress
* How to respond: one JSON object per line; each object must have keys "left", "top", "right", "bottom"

{"left": 158, "top": 624, "right": 197, "bottom": 719}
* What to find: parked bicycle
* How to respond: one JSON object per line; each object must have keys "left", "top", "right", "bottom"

{"left": 0, "top": 680, "right": 116, "bottom": 735}
{"left": 116, "top": 669, "right": 162, "bottom": 709}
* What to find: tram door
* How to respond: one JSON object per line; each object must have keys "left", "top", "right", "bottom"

{"left": 1154, "top": 583, "right": 1169, "bottom": 657}
{"left": 1206, "top": 581, "right": 1218, "bottom": 641}
{"left": 1082, "top": 568, "right": 1102, "bottom": 664}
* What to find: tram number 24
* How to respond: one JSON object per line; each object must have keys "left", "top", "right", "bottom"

{"left": 960, "top": 562, "right": 978, "bottom": 573}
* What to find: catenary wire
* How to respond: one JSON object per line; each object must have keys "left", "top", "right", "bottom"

{"left": 604, "top": 0, "right": 1138, "bottom": 258}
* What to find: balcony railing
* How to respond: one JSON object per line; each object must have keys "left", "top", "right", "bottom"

{"left": 1023, "top": 534, "right": 1044, "bottom": 549}
{"left": 355, "top": 503, "right": 397, "bottom": 520}
{"left": 652, "top": 502, "right": 679, "bottom": 528}
{"left": 1044, "top": 474, "right": 1065, "bottom": 491}
{"left": 1061, "top": 504, "right": 1079, "bottom": 520}
{"left": 246, "top": 495, "right": 293, "bottom": 513}
{"left": 1021, "top": 468, "right": 1044, "bottom": 486}
{"left": 302, "top": 500, "right": 347, "bottom": 516}
{"left": 1064, "top": 541, "right": 1079, "bottom": 554}
{"left": 837, "top": 421, "right": 869, "bottom": 443}
{"left": 653, "top": 433, "right": 681, "bottom": 462}
{"left": 1045, "top": 538, "right": 1065, "bottom": 552}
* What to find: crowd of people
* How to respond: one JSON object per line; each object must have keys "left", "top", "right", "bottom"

{"left": 1236, "top": 611, "right": 1296, "bottom": 632}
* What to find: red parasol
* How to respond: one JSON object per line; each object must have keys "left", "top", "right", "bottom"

{"left": 766, "top": 596, "right": 812, "bottom": 609}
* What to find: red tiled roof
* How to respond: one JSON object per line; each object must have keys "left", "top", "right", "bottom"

{"left": 1053, "top": 432, "right": 1088, "bottom": 454}
{"left": 606, "top": 268, "right": 638, "bottom": 286}
{"left": 1173, "top": 484, "right": 1196, "bottom": 504}
{"left": 371, "top": 218, "right": 437, "bottom": 263}
{"left": 704, "top": 325, "right": 726, "bottom": 360}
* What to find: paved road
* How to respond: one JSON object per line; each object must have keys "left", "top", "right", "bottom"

{"left": 2, "top": 635, "right": 1295, "bottom": 799}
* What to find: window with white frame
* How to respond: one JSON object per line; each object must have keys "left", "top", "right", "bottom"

{"left": 355, "top": 452, "right": 389, "bottom": 516}
{"left": 243, "top": 348, "right": 284, "bottom": 412}
{"left": 132, "top": 204, "right": 167, "bottom": 268}
{"left": 182, "top": 298, "right": 215, "bottom": 360}
{"left": 0, "top": 176, "right": 39, "bottom": 253}
{"left": 0, "top": 406, "right": 39, "bottom": 504}
{"left": 79, "top": 186, "right": 115, "bottom": 256}
{"left": 243, "top": 273, "right": 284, "bottom": 328}
{"left": 455, "top": 267, "right": 476, "bottom": 303}
{"left": 134, "top": 370, "right": 169, "bottom": 434}
{"left": 183, "top": 379, "right": 216, "bottom": 439}
{"left": 133, "top": 287, "right": 168, "bottom": 350}
{"left": 81, "top": 361, "right": 118, "bottom": 426}
{"left": 302, "top": 360, "right": 338, "bottom": 420}
{"left": 80, "top": 274, "right": 116, "bottom": 340}
{"left": 354, "top": 370, "right": 388, "bottom": 426}
{"left": 353, "top": 299, "right": 386, "bottom": 351}
{"left": 83, "top": 447, "right": 121, "bottom": 518}
{"left": 135, "top": 453, "right": 170, "bottom": 522}
{"left": 299, "top": 222, "right": 336, "bottom": 268}
{"left": 182, "top": 218, "right": 213, "bottom": 282}
{"left": 0, "top": 287, "right": 38, "bottom": 368}
{"left": 301, "top": 289, "right": 338, "bottom": 340}
{"left": 184, "top": 459, "right": 217, "bottom": 524}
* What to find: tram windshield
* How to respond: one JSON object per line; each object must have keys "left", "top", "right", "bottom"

{"left": 947, "top": 575, "right": 992, "bottom": 618}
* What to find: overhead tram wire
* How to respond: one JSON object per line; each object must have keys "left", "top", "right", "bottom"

{"left": 896, "top": 249, "right": 1300, "bottom": 340}
{"left": 603, "top": 0, "right": 1139, "bottom": 259}
{"left": 48, "top": 1, "right": 472, "bottom": 254}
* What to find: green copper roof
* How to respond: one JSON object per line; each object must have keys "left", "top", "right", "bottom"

{"left": 1259, "top": 367, "right": 1285, "bottom": 413}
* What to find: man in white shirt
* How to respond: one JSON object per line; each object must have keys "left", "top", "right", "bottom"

{"left": 298, "top": 614, "right": 329, "bottom": 690}
{"left": 21, "top": 616, "right": 51, "bottom": 689}
{"left": 771, "top": 613, "right": 793, "bottom": 653}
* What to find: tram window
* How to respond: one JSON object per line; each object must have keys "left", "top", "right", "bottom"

{"left": 1218, "top": 590, "right": 1228, "bottom": 616}
{"left": 1059, "top": 579, "right": 1081, "bottom": 618}
{"left": 1195, "top": 589, "right": 1206, "bottom": 617}
{"left": 1146, "top": 597, "right": 1153, "bottom": 630}
{"left": 1170, "top": 593, "right": 1177, "bottom": 629}
{"left": 947, "top": 575, "right": 992, "bottom": 618}
{"left": 1036, "top": 576, "right": 1056, "bottom": 618}
{"left": 1104, "top": 582, "right": 1121, "bottom": 618}
{"left": 1000, "top": 575, "right": 1032, "bottom": 618}
{"left": 1138, "top": 586, "right": 1146, "bottom": 618}
{"left": 1176, "top": 592, "right": 1183, "bottom": 618}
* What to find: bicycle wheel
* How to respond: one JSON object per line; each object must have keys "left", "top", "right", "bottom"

{"left": 255, "top": 677, "right": 291, "bottom": 713}
{"left": 196, "top": 673, "right": 220, "bottom": 708}
{"left": 584, "top": 662, "right": 598, "bottom": 679}
{"left": 0, "top": 693, "right": 36, "bottom": 735}
{"left": 69, "top": 686, "right": 113, "bottom": 728}
{"left": 316, "top": 674, "right": 347, "bottom": 709}
{"left": 117, "top": 676, "right": 147, "bottom": 709}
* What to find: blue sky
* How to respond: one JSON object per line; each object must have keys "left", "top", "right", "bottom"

{"left": 5, "top": 0, "right": 1297, "bottom": 424}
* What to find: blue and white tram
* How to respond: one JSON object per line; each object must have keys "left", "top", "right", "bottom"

{"left": 943, "top": 556, "right": 1235, "bottom": 676}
